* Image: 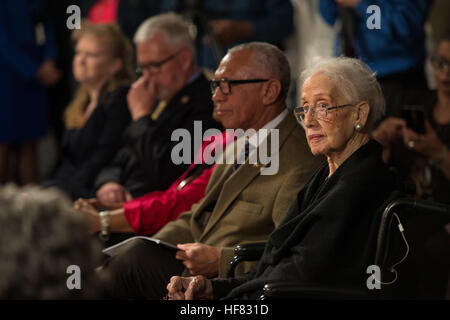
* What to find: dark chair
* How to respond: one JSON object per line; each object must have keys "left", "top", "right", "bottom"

{"left": 374, "top": 198, "right": 450, "bottom": 299}
{"left": 227, "top": 242, "right": 266, "bottom": 278}
{"left": 228, "top": 198, "right": 450, "bottom": 299}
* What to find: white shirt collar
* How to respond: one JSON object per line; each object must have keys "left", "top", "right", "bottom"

{"left": 247, "top": 108, "right": 288, "bottom": 149}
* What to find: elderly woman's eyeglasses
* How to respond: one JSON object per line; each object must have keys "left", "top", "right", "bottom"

{"left": 293, "top": 103, "right": 353, "bottom": 122}
{"left": 210, "top": 78, "right": 268, "bottom": 95}
{"left": 136, "top": 49, "right": 183, "bottom": 75}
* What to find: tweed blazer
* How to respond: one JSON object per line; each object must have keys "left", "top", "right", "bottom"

{"left": 154, "top": 113, "right": 323, "bottom": 277}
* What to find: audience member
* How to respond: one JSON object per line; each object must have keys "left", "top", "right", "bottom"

{"left": 0, "top": 0, "right": 62, "bottom": 185}
{"left": 98, "top": 41, "right": 322, "bottom": 299}
{"left": 319, "top": 0, "right": 432, "bottom": 116}
{"left": 42, "top": 22, "right": 134, "bottom": 200}
{"left": 74, "top": 129, "right": 234, "bottom": 239}
{"left": 93, "top": 13, "right": 221, "bottom": 206}
{"left": 0, "top": 184, "right": 104, "bottom": 299}
{"left": 80, "top": 0, "right": 163, "bottom": 41}
{"left": 161, "top": 0, "right": 294, "bottom": 70}
{"left": 373, "top": 34, "right": 450, "bottom": 204}
{"left": 166, "top": 56, "right": 397, "bottom": 300}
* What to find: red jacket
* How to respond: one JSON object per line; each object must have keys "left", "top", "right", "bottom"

{"left": 124, "top": 131, "right": 232, "bottom": 235}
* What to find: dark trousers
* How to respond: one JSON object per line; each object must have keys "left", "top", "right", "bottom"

{"left": 100, "top": 238, "right": 185, "bottom": 299}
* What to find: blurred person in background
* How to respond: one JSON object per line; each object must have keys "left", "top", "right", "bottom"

{"left": 160, "top": 0, "right": 294, "bottom": 71}
{"left": 373, "top": 34, "right": 450, "bottom": 204}
{"left": 0, "top": 184, "right": 105, "bottom": 299}
{"left": 319, "top": 0, "right": 432, "bottom": 116}
{"left": 80, "top": 0, "right": 163, "bottom": 41}
{"left": 0, "top": 0, "right": 61, "bottom": 185}
{"left": 42, "top": 21, "right": 134, "bottom": 200}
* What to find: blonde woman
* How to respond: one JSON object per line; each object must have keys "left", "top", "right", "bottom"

{"left": 43, "top": 21, "right": 134, "bottom": 199}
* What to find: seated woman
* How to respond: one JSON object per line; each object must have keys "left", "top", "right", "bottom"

{"left": 43, "top": 22, "right": 134, "bottom": 199}
{"left": 166, "top": 56, "right": 397, "bottom": 300}
{"left": 73, "top": 129, "right": 233, "bottom": 239}
{"left": 373, "top": 34, "right": 450, "bottom": 204}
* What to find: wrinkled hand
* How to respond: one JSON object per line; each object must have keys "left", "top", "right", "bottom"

{"left": 402, "top": 121, "right": 446, "bottom": 159}
{"left": 96, "top": 182, "right": 132, "bottom": 206}
{"left": 74, "top": 198, "right": 100, "bottom": 233}
{"left": 208, "top": 19, "right": 252, "bottom": 45}
{"left": 336, "top": 0, "right": 361, "bottom": 7}
{"left": 166, "top": 275, "right": 213, "bottom": 300}
{"left": 372, "top": 117, "right": 406, "bottom": 147}
{"left": 175, "top": 243, "right": 220, "bottom": 277}
{"left": 127, "top": 76, "right": 157, "bottom": 121}
{"left": 36, "top": 59, "right": 62, "bottom": 87}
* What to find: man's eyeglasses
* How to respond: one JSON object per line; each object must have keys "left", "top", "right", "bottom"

{"left": 432, "top": 56, "right": 450, "bottom": 70}
{"left": 136, "top": 49, "right": 183, "bottom": 75}
{"left": 210, "top": 78, "right": 269, "bottom": 95}
{"left": 293, "top": 102, "right": 353, "bottom": 123}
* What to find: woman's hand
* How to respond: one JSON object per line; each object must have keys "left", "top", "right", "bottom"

{"left": 74, "top": 198, "right": 100, "bottom": 233}
{"left": 372, "top": 117, "right": 406, "bottom": 147}
{"left": 166, "top": 275, "right": 213, "bottom": 300}
{"left": 402, "top": 121, "right": 446, "bottom": 160}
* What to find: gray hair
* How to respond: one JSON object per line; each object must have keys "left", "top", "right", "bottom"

{"left": 300, "top": 57, "right": 385, "bottom": 132}
{"left": 228, "top": 42, "right": 291, "bottom": 99}
{"left": 0, "top": 184, "right": 104, "bottom": 299}
{"left": 133, "top": 13, "right": 195, "bottom": 55}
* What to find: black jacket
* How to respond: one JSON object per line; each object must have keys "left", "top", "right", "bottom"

{"left": 44, "top": 85, "right": 132, "bottom": 199}
{"left": 212, "top": 140, "right": 397, "bottom": 299}
{"left": 95, "top": 73, "right": 222, "bottom": 198}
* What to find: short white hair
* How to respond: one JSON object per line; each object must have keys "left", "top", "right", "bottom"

{"left": 300, "top": 57, "right": 385, "bottom": 131}
{"left": 133, "top": 13, "right": 195, "bottom": 54}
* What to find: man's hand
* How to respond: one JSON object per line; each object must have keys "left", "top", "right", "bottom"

{"left": 166, "top": 275, "right": 213, "bottom": 300}
{"left": 127, "top": 76, "right": 157, "bottom": 121}
{"left": 175, "top": 243, "right": 220, "bottom": 277}
{"left": 36, "top": 59, "right": 62, "bottom": 87}
{"left": 96, "top": 182, "right": 132, "bottom": 206}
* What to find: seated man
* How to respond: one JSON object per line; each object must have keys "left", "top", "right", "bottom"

{"left": 99, "top": 41, "right": 323, "bottom": 299}
{"left": 94, "top": 13, "right": 221, "bottom": 205}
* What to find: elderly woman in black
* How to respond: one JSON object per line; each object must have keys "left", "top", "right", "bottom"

{"left": 166, "top": 57, "right": 397, "bottom": 300}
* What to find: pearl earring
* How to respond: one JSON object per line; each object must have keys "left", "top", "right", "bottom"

{"left": 355, "top": 123, "right": 363, "bottom": 131}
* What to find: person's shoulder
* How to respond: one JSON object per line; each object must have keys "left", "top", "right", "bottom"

{"left": 100, "top": 84, "right": 131, "bottom": 110}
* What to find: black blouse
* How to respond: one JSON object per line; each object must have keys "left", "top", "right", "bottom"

{"left": 44, "top": 85, "right": 131, "bottom": 199}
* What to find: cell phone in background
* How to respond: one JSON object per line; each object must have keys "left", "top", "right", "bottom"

{"left": 401, "top": 105, "right": 426, "bottom": 134}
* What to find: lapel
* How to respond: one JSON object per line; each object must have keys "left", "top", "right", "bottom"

{"left": 198, "top": 113, "right": 299, "bottom": 240}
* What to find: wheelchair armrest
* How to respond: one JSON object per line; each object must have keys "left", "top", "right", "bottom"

{"left": 259, "top": 281, "right": 377, "bottom": 300}
{"left": 227, "top": 243, "right": 266, "bottom": 278}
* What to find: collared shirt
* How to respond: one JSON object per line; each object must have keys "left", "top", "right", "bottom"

{"left": 236, "top": 108, "right": 289, "bottom": 162}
